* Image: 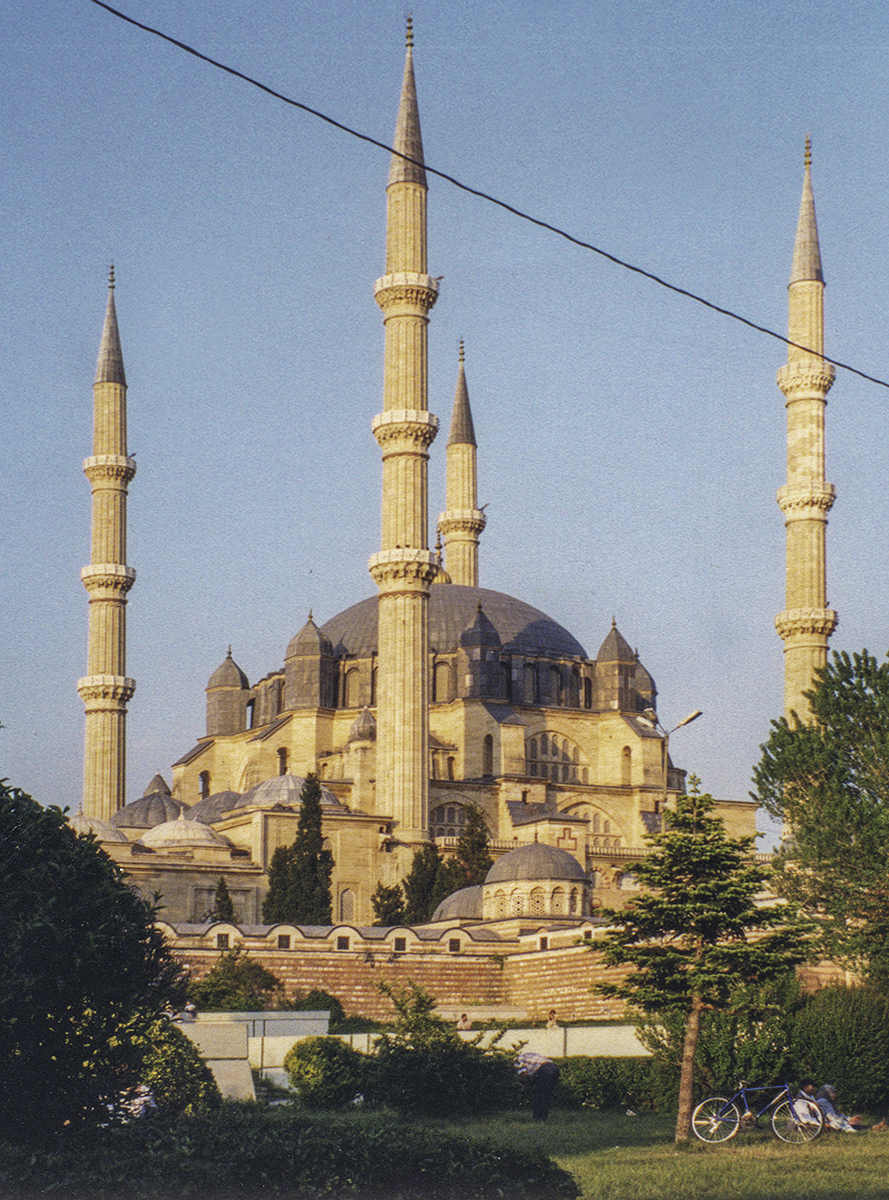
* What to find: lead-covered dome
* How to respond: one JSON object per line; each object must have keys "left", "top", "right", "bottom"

{"left": 238, "top": 774, "right": 343, "bottom": 810}
{"left": 431, "top": 885, "right": 483, "bottom": 922}
{"left": 320, "top": 585, "right": 586, "bottom": 659}
{"left": 188, "top": 790, "right": 244, "bottom": 824}
{"left": 139, "top": 811, "right": 234, "bottom": 850}
{"left": 69, "top": 810, "right": 129, "bottom": 843}
{"left": 485, "top": 841, "right": 587, "bottom": 884}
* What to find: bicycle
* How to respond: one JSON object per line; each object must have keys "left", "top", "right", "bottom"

{"left": 692, "top": 1081, "right": 824, "bottom": 1144}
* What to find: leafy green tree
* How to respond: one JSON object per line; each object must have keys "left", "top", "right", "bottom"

{"left": 402, "top": 842, "right": 444, "bottom": 924}
{"left": 133, "top": 1017, "right": 221, "bottom": 1116}
{"left": 187, "top": 948, "right": 283, "bottom": 1011}
{"left": 753, "top": 649, "right": 889, "bottom": 982}
{"left": 205, "top": 875, "right": 235, "bottom": 922}
{"left": 261, "top": 773, "right": 333, "bottom": 924}
{"left": 791, "top": 984, "right": 889, "bottom": 1112}
{"left": 595, "top": 783, "right": 812, "bottom": 1142}
{"left": 371, "top": 880, "right": 406, "bottom": 926}
{"left": 0, "top": 781, "right": 185, "bottom": 1139}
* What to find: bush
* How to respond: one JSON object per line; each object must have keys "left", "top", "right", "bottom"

{"left": 557, "top": 1056, "right": 664, "bottom": 1112}
{"left": 290, "top": 988, "right": 347, "bottom": 1030}
{"left": 0, "top": 1105, "right": 580, "bottom": 1199}
{"left": 135, "top": 1018, "right": 221, "bottom": 1116}
{"left": 187, "top": 948, "right": 284, "bottom": 1011}
{"left": 285, "top": 1036, "right": 372, "bottom": 1109}
{"left": 373, "top": 981, "right": 519, "bottom": 1117}
{"left": 792, "top": 985, "right": 889, "bottom": 1111}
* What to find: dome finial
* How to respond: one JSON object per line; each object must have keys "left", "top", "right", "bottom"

{"left": 108, "top": 262, "right": 115, "bottom": 291}
{"left": 405, "top": 14, "right": 413, "bottom": 48}
{"left": 458, "top": 338, "right": 465, "bottom": 364}
{"left": 804, "top": 134, "right": 812, "bottom": 171}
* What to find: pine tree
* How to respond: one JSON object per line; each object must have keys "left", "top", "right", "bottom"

{"left": 206, "top": 876, "right": 235, "bottom": 923}
{"left": 260, "top": 774, "right": 333, "bottom": 925}
{"left": 595, "top": 782, "right": 812, "bottom": 1142}
{"left": 452, "top": 804, "right": 493, "bottom": 886}
{"left": 402, "top": 842, "right": 443, "bottom": 924}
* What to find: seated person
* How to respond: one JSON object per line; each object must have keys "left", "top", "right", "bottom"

{"left": 816, "top": 1084, "right": 865, "bottom": 1132}
{"left": 792, "top": 1080, "right": 822, "bottom": 1125}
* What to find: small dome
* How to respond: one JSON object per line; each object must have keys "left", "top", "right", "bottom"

{"left": 208, "top": 648, "right": 249, "bottom": 690}
{"left": 69, "top": 810, "right": 129, "bottom": 843}
{"left": 286, "top": 614, "right": 333, "bottom": 660}
{"left": 188, "top": 790, "right": 244, "bottom": 824}
{"left": 111, "top": 790, "right": 188, "bottom": 829}
{"left": 485, "top": 842, "right": 587, "bottom": 885}
{"left": 432, "top": 885, "right": 483, "bottom": 922}
{"left": 238, "top": 774, "right": 343, "bottom": 810}
{"left": 139, "top": 811, "right": 233, "bottom": 849}
{"left": 459, "top": 603, "right": 501, "bottom": 648}
{"left": 348, "top": 707, "right": 377, "bottom": 743}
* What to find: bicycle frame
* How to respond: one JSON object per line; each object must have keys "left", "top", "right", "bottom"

{"left": 692, "top": 1081, "right": 824, "bottom": 1144}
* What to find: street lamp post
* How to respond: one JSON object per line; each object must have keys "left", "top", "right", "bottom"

{"left": 642, "top": 708, "right": 703, "bottom": 812}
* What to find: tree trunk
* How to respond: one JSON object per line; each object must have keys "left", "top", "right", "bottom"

{"left": 675, "top": 992, "right": 704, "bottom": 1142}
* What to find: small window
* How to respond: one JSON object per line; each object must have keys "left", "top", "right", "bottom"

{"left": 394, "top": 936, "right": 407, "bottom": 953}
{"left": 336, "top": 935, "right": 350, "bottom": 951}
{"left": 277, "top": 747, "right": 288, "bottom": 776}
{"left": 448, "top": 938, "right": 461, "bottom": 954}
{"left": 539, "top": 936, "right": 548, "bottom": 951}
{"left": 216, "top": 933, "right": 230, "bottom": 949}
{"left": 277, "top": 934, "right": 291, "bottom": 950}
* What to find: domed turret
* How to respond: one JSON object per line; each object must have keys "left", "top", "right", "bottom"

{"left": 482, "top": 841, "right": 589, "bottom": 920}
{"left": 348, "top": 706, "right": 377, "bottom": 743}
{"left": 284, "top": 613, "right": 335, "bottom": 710}
{"left": 459, "top": 602, "right": 502, "bottom": 699}
{"left": 206, "top": 648, "right": 252, "bottom": 737}
{"left": 596, "top": 620, "right": 654, "bottom": 713}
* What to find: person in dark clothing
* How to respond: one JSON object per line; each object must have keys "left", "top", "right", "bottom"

{"left": 516, "top": 1050, "right": 559, "bottom": 1121}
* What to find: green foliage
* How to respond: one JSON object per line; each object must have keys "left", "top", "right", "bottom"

{"left": 134, "top": 1018, "right": 221, "bottom": 1116}
{"left": 0, "top": 780, "right": 185, "bottom": 1139}
{"left": 374, "top": 980, "right": 519, "bottom": 1116}
{"left": 402, "top": 842, "right": 444, "bottom": 924}
{"left": 557, "top": 1056, "right": 669, "bottom": 1112}
{"left": 261, "top": 773, "right": 334, "bottom": 924}
{"left": 753, "top": 649, "right": 889, "bottom": 981}
{"left": 284, "top": 1036, "right": 372, "bottom": 1109}
{"left": 187, "top": 948, "right": 284, "bottom": 1011}
{"left": 0, "top": 1105, "right": 580, "bottom": 1199}
{"left": 290, "top": 988, "right": 347, "bottom": 1030}
{"left": 791, "top": 985, "right": 889, "bottom": 1111}
{"left": 595, "top": 781, "right": 812, "bottom": 1139}
{"left": 205, "top": 875, "right": 235, "bottom": 922}
{"left": 452, "top": 803, "right": 494, "bottom": 885}
{"left": 370, "top": 880, "right": 406, "bottom": 926}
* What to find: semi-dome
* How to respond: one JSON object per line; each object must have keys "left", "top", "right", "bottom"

{"left": 139, "top": 811, "right": 233, "bottom": 849}
{"left": 69, "top": 810, "right": 129, "bottom": 843}
{"left": 431, "top": 884, "right": 483, "bottom": 922}
{"left": 208, "top": 648, "right": 249, "bottom": 689}
{"left": 320, "top": 585, "right": 587, "bottom": 659}
{"left": 485, "top": 841, "right": 587, "bottom": 885}
{"left": 188, "top": 790, "right": 244, "bottom": 824}
{"left": 238, "top": 774, "right": 343, "bottom": 810}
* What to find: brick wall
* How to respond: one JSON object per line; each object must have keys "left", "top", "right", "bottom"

{"left": 503, "top": 945, "right": 630, "bottom": 1022}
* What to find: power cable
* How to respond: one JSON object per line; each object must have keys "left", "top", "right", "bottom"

{"left": 86, "top": 0, "right": 889, "bottom": 391}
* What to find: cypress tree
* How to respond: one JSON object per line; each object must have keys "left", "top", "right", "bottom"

{"left": 261, "top": 773, "right": 333, "bottom": 925}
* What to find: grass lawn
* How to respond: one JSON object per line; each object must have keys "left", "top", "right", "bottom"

{"left": 416, "top": 1109, "right": 889, "bottom": 1200}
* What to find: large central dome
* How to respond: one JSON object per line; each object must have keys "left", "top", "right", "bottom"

{"left": 320, "top": 585, "right": 587, "bottom": 659}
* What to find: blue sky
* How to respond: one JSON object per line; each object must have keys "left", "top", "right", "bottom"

{"left": 2, "top": 1, "right": 887, "bottom": 846}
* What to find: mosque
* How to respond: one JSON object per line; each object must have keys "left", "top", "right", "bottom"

{"left": 72, "top": 28, "right": 832, "bottom": 947}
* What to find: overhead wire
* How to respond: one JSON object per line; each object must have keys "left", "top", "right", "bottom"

{"left": 87, "top": 0, "right": 888, "bottom": 392}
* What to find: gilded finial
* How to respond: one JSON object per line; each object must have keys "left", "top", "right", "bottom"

{"left": 458, "top": 338, "right": 465, "bottom": 364}
{"left": 406, "top": 15, "right": 413, "bottom": 48}
{"left": 435, "top": 528, "right": 443, "bottom": 563}
{"left": 804, "top": 134, "right": 812, "bottom": 171}
{"left": 108, "top": 262, "right": 115, "bottom": 291}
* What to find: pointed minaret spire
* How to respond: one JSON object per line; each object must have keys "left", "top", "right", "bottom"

{"left": 775, "top": 140, "right": 837, "bottom": 722}
{"left": 78, "top": 269, "right": 137, "bottom": 820}
{"left": 438, "top": 340, "right": 486, "bottom": 586}
{"left": 369, "top": 27, "right": 440, "bottom": 856}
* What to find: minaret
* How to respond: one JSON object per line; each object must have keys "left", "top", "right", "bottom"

{"left": 775, "top": 139, "right": 837, "bottom": 721}
{"left": 77, "top": 267, "right": 137, "bottom": 820}
{"left": 438, "top": 341, "right": 486, "bottom": 586}
{"left": 367, "top": 21, "right": 439, "bottom": 850}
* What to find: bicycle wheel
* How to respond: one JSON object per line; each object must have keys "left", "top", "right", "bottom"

{"left": 771, "top": 1098, "right": 824, "bottom": 1143}
{"left": 692, "top": 1097, "right": 741, "bottom": 1142}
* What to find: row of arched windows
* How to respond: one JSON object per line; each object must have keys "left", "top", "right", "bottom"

{"left": 490, "top": 886, "right": 582, "bottom": 917}
{"left": 526, "top": 733, "right": 589, "bottom": 784}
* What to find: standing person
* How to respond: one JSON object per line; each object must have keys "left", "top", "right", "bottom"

{"left": 516, "top": 1051, "right": 559, "bottom": 1121}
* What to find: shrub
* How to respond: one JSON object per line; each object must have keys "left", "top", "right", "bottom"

{"left": 135, "top": 1018, "right": 221, "bottom": 1116}
{"left": 187, "top": 948, "right": 284, "bottom": 1011}
{"left": 373, "top": 980, "right": 519, "bottom": 1117}
{"left": 285, "top": 1036, "right": 372, "bottom": 1109}
{"left": 557, "top": 1056, "right": 663, "bottom": 1112}
{"left": 792, "top": 985, "right": 889, "bottom": 1111}
{"left": 290, "top": 988, "right": 347, "bottom": 1030}
{"left": 0, "top": 1105, "right": 580, "bottom": 1199}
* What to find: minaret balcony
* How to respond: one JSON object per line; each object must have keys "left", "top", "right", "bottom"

{"left": 83, "top": 454, "right": 137, "bottom": 485}
{"left": 776, "top": 362, "right": 835, "bottom": 400}
{"left": 374, "top": 271, "right": 439, "bottom": 314}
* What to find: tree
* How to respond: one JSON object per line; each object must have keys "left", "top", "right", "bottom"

{"left": 260, "top": 773, "right": 333, "bottom": 924}
{"left": 371, "top": 880, "right": 406, "bottom": 926}
{"left": 753, "top": 648, "right": 889, "bottom": 982}
{"left": 205, "top": 875, "right": 235, "bottom": 922}
{"left": 187, "top": 947, "right": 283, "bottom": 1010}
{"left": 0, "top": 781, "right": 185, "bottom": 1139}
{"left": 594, "top": 782, "right": 812, "bottom": 1142}
{"left": 401, "top": 842, "right": 443, "bottom": 924}
{"left": 453, "top": 803, "right": 494, "bottom": 884}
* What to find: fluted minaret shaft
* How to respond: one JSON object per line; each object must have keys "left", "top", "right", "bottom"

{"left": 78, "top": 269, "right": 136, "bottom": 820}
{"left": 775, "top": 141, "right": 837, "bottom": 722}
{"left": 368, "top": 23, "right": 439, "bottom": 846}
{"left": 438, "top": 342, "right": 485, "bottom": 586}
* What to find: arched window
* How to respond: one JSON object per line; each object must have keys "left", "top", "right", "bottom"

{"left": 447, "top": 756, "right": 455, "bottom": 781}
{"left": 433, "top": 660, "right": 452, "bottom": 702}
{"left": 584, "top": 678, "right": 593, "bottom": 709}
{"left": 370, "top": 663, "right": 377, "bottom": 706}
{"left": 621, "top": 746, "right": 632, "bottom": 787}
{"left": 570, "top": 667, "right": 581, "bottom": 707}
{"left": 277, "top": 747, "right": 288, "bottom": 776}
{"left": 199, "top": 771, "right": 210, "bottom": 800}
{"left": 343, "top": 668, "right": 360, "bottom": 709}
{"left": 549, "top": 665, "right": 562, "bottom": 706}
{"left": 523, "top": 663, "right": 538, "bottom": 704}
{"left": 501, "top": 662, "right": 512, "bottom": 702}
{"left": 530, "top": 887, "right": 546, "bottom": 915}
{"left": 495, "top": 889, "right": 507, "bottom": 917}
{"left": 551, "top": 887, "right": 565, "bottom": 915}
{"left": 540, "top": 733, "right": 549, "bottom": 757}
{"left": 339, "top": 889, "right": 355, "bottom": 921}
{"left": 569, "top": 887, "right": 578, "bottom": 913}
{"left": 511, "top": 889, "right": 525, "bottom": 916}
{"left": 483, "top": 734, "right": 494, "bottom": 777}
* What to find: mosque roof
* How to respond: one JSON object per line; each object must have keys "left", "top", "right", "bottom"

{"left": 139, "top": 811, "right": 234, "bottom": 850}
{"left": 188, "top": 790, "right": 244, "bottom": 824}
{"left": 237, "top": 774, "right": 344, "bottom": 811}
{"left": 485, "top": 841, "right": 587, "bottom": 885}
{"left": 431, "top": 884, "right": 483, "bottom": 922}
{"left": 111, "top": 789, "right": 188, "bottom": 829}
{"left": 320, "top": 586, "right": 587, "bottom": 660}
{"left": 69, "top": 810, "right": 129, "bottom": 843}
